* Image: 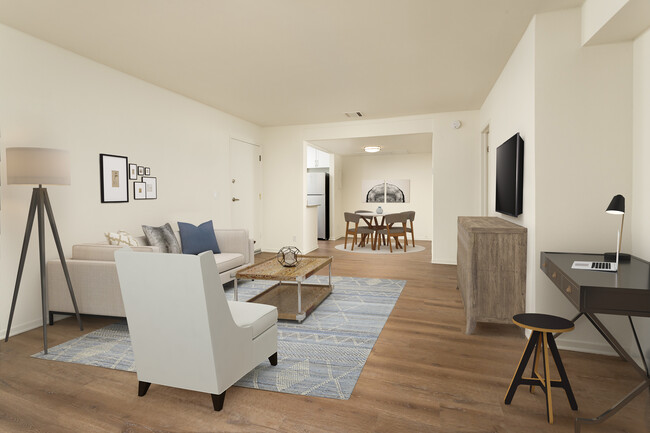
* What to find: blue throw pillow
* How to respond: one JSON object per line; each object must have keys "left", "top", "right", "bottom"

{"left": 177, "top": 220, "right": 221, "bottom": 255}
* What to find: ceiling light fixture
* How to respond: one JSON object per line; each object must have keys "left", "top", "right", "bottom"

{"left": 364, "top": 146, "right": 381, "bottom": 153}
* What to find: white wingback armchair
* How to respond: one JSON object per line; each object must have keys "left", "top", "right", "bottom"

{"left": 114, "top": 249, "right": 278, "bottom": 410}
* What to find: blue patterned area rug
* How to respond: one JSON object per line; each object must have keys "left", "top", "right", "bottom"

{"left": 32, "top": 275, "right": 405, "bottom": 400}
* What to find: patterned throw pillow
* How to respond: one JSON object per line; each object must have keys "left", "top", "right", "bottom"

{"left": 142, "top": 223, "right": 182, "bottom": 254}
{"left": 105, "top": 230, "right": 139, "bottom": 247}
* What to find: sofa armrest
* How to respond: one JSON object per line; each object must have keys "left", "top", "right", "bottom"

{"left": 47, "top": 259, "right": 126, "bottom": 317}
{"left": 72, "top": 243, "right": 160, "bottom": 261}
{"left": 214, "top": 229, "right": 253, "bottom": 264}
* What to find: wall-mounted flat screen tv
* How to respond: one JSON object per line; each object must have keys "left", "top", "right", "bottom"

{"left": 495, "top": 133, "right": 524, "bottom": 217}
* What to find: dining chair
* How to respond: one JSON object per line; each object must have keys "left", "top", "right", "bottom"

{"left": 344, "top": 212, "right": 375, "bottom": 250}
{"left": 374, "top": 212, "right": 408, "bottom": 252}
{"left": 404, "top": 211, "right": 416, "bottom": 247}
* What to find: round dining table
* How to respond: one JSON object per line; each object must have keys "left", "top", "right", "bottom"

{"left": 353, "top": 211, "right": 404, "bottom": 250}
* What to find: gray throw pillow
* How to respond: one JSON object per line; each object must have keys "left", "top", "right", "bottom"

{"left": 142, "top": 223, "right": 181, "bottom": 254}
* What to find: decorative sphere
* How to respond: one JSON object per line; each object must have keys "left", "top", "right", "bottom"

{"left": 277, "top": 246, "right": 302, "bottom": 267}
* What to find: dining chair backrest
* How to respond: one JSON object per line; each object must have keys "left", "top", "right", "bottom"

{"left": 355, "top": 210, "right": 372, "bottom": 213}
{"left": 344, "top": 212, "right": 362, "bottom": 224}
{"left": 404, "top": 211, "right": 415, "bottom": 222}
{"left": 384, "top": 212, "right": 407, "bottom": 226}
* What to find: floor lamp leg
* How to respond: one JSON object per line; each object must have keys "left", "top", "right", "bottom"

{"left": 43, "top": 189, "right": 83, "bottom": 331}
{"left": 4, "top": 191, "right": 38, "bottom": 342}
{"left": 37, "top": 188, "right": 49, "bottom": 354}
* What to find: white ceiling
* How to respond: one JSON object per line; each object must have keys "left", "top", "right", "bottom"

{"left": 0, "top": 0, "right": 583, "bottom": 127}
{"left": 309, "top": 133, "right": 433, "bottom": 156}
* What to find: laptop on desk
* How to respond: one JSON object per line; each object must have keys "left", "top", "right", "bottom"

{"left": 571, "top": 231, "right": 619, "bottom": 272}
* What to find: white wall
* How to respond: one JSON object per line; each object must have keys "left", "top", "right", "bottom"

{"left": 481, "top": 8, "right": 642, "bottom": 359}
{"left": 534, "top": 9, "right": 634, "bottom": 356}
{"left": 631, "top": 27, "right": 650, "bottom": 363}
{"left": 340, "top": 152, "right": 432, "bottom": 240}
{"left": 0, "top": 24, "right": 260, "bottom": 337}
{"left": 262, "top": 112, "right": 480, "bottom": 264}
{"left": 479, "top": 17, "right": 537, "bottom": 313}
{"left": 581, "top": 0, "right": 628, "bottom": 44}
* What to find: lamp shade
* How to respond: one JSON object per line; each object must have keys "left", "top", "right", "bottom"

{"left": 6, "top": 147, "right": 71, "bottom": 185}
{"left": 606, "top": 194, "right": 625, "bottom": 215}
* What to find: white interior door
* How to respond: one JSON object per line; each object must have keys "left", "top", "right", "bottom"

{"left": 230, "top": 138, "right": 261, "bottom": 244}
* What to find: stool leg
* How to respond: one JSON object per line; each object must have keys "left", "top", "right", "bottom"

{"left": 529, "top": 333, "right": 542, "bottom": 393}
{"left": 547, "top": 333, "right": 578, "bottom": 410}
{"left": 542, "top": 333, "right": 554, "bottom": 424}
{"left": 505, "top": 331, "right": 539, "bottom": 405}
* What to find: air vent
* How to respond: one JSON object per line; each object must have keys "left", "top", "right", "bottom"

{"left": 344, "top": 111, "right": 364, "bottom": 118}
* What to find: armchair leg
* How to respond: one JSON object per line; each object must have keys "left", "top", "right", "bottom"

{"left": 269, "top": 352, "right": 278, "bottom": 366}
{"left": 138, "top": 381, "right": 151, "bottom": 397}
{"left": 211, "top": 391, "right": 226, "bottom": 411}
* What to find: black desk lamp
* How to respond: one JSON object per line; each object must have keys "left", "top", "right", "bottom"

{"left": 604, "top": 194, "right": 631, "bottom": 262}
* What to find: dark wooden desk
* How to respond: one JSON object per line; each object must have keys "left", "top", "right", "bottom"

{"left": 541, "top": 252, "right": 650, "bottom": 432}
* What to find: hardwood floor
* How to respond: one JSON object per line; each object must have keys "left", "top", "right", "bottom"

{"left": 1, "top": 239, "right": 648, "bottom": 432}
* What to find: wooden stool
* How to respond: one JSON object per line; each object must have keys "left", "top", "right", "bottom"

{"left": 504, "top": 313, "right": 578, "bottom": 424}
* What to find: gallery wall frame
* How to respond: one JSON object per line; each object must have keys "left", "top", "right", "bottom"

{"left": 100, "top": 153, "right": 129, "bottom": 203}
{"left": 133, "top": 181, "right": 146, "bottom": 200}
{"left": 128, "top": 163, "right": 138, "bottom": 180}
{"left": 141, "top": 176, "right": 157, "bottom": 199}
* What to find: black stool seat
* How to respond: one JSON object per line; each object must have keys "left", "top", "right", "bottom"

{"left": 505, "top": 313, "right": 578, "bottom": 424}
{"left": 513, "top": 313, "right": 574, "bottom": 333}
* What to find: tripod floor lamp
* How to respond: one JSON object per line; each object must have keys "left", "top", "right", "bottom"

{"left": 4, "top": 147, "right": 83, "bottom": 354}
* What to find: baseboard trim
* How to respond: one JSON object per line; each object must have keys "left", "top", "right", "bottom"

{"left": 0, "top": 317, "right": 45, "bottom": 339}
{"left": 555, "top": 337, "right": 618, "bottom": 357}
{"left": 432, "top": 259, "right": 457, "bottom": 265}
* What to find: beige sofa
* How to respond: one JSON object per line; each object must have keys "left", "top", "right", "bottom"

{"left": 47, "top": 228, "right": 254, "bottom": 320}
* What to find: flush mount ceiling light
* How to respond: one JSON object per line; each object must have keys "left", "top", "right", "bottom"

{"left": 364, "top": 146, "right": 381, "bottom": 153}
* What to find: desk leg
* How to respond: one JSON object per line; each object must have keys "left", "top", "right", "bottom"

{"left": 573, "top": 312, "right": 649, "bottom": 433}
{"left": 234, "top": 278, "right": 238, "bottom": 301}
{"left": 575, "top": 378, "right": 650, "bottom": 433}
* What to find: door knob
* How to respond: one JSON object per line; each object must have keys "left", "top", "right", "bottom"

{"left": 232, "top": 197, "right": 240, "bottom": 202}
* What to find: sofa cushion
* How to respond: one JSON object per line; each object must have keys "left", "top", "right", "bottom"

{"left": 214, "top": 253, "right": 245, "bottom": 274}
{"left": 227, "top": 301, "right": 277, "bottom": 338}
{"left": 105, "top": 230, "right": 139, "bottom": 247}
{"left": 142, "top": 223, "right": 181, "bottom": 254}
{"left": 178, "top": 220, "right": 221, "bottom": 255}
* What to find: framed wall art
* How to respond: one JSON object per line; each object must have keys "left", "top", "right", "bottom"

{"left": 142, "top": 176, "right": 157, "bottom": 199}
{"left": 100, "top": 153, "right": 129, "bottom": 203}
{"left": 128, "top": 163, "right": 138, "bottom": 180}
{"left": 133, "top": 182, "right": 146, "bottom": 200}
{"left": 385, "top": 179, "right": 410, "bottom": 203}
{"left": 362, "top": 179, "right": 385, "bottom": 203}
{"left": 145, "top": 167, "right": 151, "bottom": 175}
{"left": 138, "top": 166, "right": 145, "bottom": 176}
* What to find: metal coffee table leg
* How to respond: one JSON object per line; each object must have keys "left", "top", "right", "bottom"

{"left": 296, "top": 279, "right": 306, "bottom": 323}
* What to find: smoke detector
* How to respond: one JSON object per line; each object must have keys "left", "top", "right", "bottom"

{"left": 344, "top": 111, "right": 364, "bottom": 118}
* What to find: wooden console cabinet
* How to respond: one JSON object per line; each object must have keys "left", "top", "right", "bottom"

{"left": 457, "top": 217, "right": 527, "bottom": 334}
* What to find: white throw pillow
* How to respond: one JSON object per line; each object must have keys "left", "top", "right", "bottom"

{"left": 105, "top": 230, "right": 139, "bottom": 247}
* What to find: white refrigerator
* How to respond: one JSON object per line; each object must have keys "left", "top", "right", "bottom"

{"left": 307, "top": 172, "right": 330, "bottom": 240}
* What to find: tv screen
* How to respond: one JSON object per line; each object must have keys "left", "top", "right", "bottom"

{"left": 495, "top": 133, "right": 524, "bottom": 217}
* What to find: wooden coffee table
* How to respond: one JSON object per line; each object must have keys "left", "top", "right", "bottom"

{"left": 232, "top": 256, "right": 333, "bottom": 322}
